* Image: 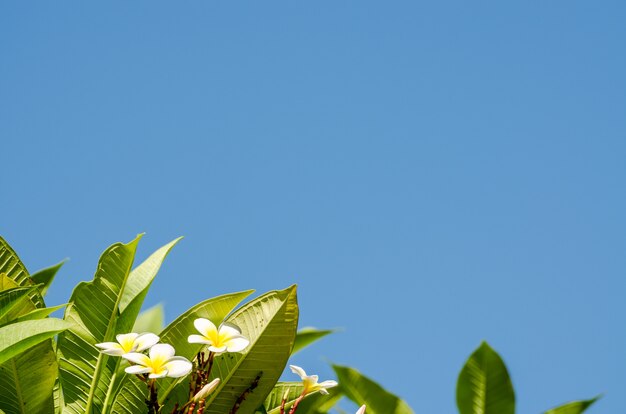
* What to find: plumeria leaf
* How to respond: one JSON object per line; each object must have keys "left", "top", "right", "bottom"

{"left": 333, "top": 364, "right": 414, "bottom": 414}
{"left": 30, "top": 260, "right": 66, "bottom": 297}
{"left": 0, "top": 275, "right": 37, "bottom": 324}
{"left": 197, "top": 285, "right": 299, "bottom": 414}
{"left": 295, "top": 385, "right": 343, "bottom": 414}
{"left": 262, "top": 382, "right": 341, "bottom": 414}
{"left": 132, "top": 303, "right": 165, "bottom": 334}
{"left": 263, "top": 382, "right": 306, "bottom": 414}
{"left": 292, "top": 327, "right": 335, "bottom": 355}
{"left": 57, "top": 235, "right": 143, "bottom": 414}
{"left": 544, "top": 396, "right": 600, "bottom": 414}
{"left": 456, "top": 341, "right": 515, "bottom": 414}
{"left": 0, "top": 341, "right": 61, "bottom": 414}
{"left": 111, "top": 289, "right": 255, "bottom": 414}
{"left": 15, "top": 303, "right": 68, "bottom": 322}
{"left": 0, "top": 318, "right": 71, "bottom": 365}
{"left": 101, "top": 238, "right": 181, "bottom": 412}
{"left": 0, "top": 239, "right": 62, "bottom": 414}
{"left": 0, "top": 237, "right": 45, "bottom": 309}
{"left": 0, "top": 285, "right": 39, "bottom": 324}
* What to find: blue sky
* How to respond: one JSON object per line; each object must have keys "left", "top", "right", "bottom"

{"left": 1, "top": 2, "right": 625, "bottom": 412}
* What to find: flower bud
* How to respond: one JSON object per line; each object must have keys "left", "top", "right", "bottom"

{"left": 194, "top": 378, "right": 220, "bottom": 402}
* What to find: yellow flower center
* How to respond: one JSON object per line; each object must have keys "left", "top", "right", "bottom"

{"left": 119, "top": 337, "right": 136, "bottom": 353}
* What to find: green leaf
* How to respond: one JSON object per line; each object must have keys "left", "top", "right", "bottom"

{"left": 0, "top": 276, "right": 36, "bottom": 325}
{"left": 0, "top": 341, "right": 61, "bottom": 414}
{"left": 31, "top": 260, "right": 66, "bottom": 297}
{"left": 0, "top": 286, "right": 38, "bottom": 324}
{"left": 200, "top": 285, "right": 299, "bottom": 414}
{"left": 99, "top": 237, "right": 182, "bottom": 412}
{"left": 0, "top": 237, "right": 45, "bottom": 309}
{"left": 132, "top": 303, "right": 165, "bottom": 334}
{"left": 115, "top": 237, "right": 182, "bottom": 336}
{"left": 111, "top": 289, "right": 254, "bottom": 414}
{"left": 544, "top": 396, "right": 600, "bottom": 414}
{"left": 0, "top": 318, "right": 71, "bottom": 365}
{"left": 292, "top": 327, "right": 335, "bottom": 355}
{"left": 57, "top": 235, "right": 142, "bottom": 414}
{"left": 263, "top": 382, "right": 341, "bottom": 414}
{"left": 333, "top": 364, "right": 413, "bottom": 414}
{"left": 15, "top": 303, "right": 68, "bottom": 322}
{"left": 263, "top": 382, "right": 306, "bottom": 414}
{"left": 456, "top": 341, "right": 515, "bottom": 414}
{"left": 295, "top": 386, "right": 343, "bottom": 414}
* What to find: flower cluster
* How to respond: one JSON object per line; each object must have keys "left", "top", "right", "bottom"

{"left": 94, "top": 319, "right": 351, "bottom": 414}
{"left": 94, "top": 318, "right": 251, "bottom": 382}
{"left": 94, "top": 318, "right": 250, "bottom": 413}
{"left": 96, "top": 332, "right": 192, "bottom": 379}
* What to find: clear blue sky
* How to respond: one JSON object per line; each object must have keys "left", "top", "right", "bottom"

{"left": 1, "top": 2, "right": 625, "bottom": 413}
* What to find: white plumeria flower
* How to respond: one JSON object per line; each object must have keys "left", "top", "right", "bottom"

{"left": 123, "top": 343, "right": 192, "bottom": 379}
{"left": 289, "top": 365, "right": 338, "bottom": 395}
{"left": 95, "top": 332, "right": 159, "bottom": 356}
{"left": 188, "top": 318, "right": 250, "bottom": 354}
{"left": 356, "top": 405, "right": 366, "bottom": 414}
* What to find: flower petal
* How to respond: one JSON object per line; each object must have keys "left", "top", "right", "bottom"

{"left": 289, "top": 365, "right": 307, "bottom": 380}
{"left": 318, "top": 388, "right": 329, "bottom": 395}
{"left": 149, "top": 371, "right": 168, "bottom": 379}
{"left": 318, "top": 380, "right": 338, "bottom": 389}
{"left": 116, "top": 332, "right": 139, "bottom": 344}
{"left": 194, "top": 318, "right": 218, "bottom": 337}
{"left": 125, "top": 365, "right": 152, "bottom": 375}
{"left": 149, "top": 343, "right": 175, "bottom": 360}
{"left": 95, "top": 342, "right": 124, "bottom": 355}
{"left": 164, "top": 357, "right": 193, "bottom": 378}
{"left": 356, "top": 405, "right": 367, "bottom": 414}
{"left": 135, "top": 333, "right": 160, "bottom": 352}
{"left": 219, "top": 323, "right": 242, "bottom": 338}
{"left": 122, "top": 352, "right": 151, "bottom": 366}
{"left": 208, "top": 345, "right": 228, "bottom": 354}
{"left": 188, "top": 334, "right": 211, "bottom": 344}
{"left": 225, "top": 336, "right": 249, "bottom": 353}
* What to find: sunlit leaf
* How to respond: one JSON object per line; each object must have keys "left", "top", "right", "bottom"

{"left": 292, "top": 327, "right": 335, "bottom": 355}
{"left": 0, "top": 237, "right": 44, "bottom": 309}
{"left": 456, "top": 341, "right": 515, "bottom": 414}
{"left": 57, "top": 235, "right": 142, "bottom": 414}
{"left": 31, "top": 260, "right": 66, "bottom": 297}
{"left": 15, "top": 303, "right": 68, "bottom": 322}
{"left": 0, "top": 318, "right": 71, "bottom": 365}
{"left": 200, "top": 285, "right": 299, "bottom": 414}
{"left": 333, "top": 364, "right": 413, "bottom": 414}
{"left": 132, "top": 303, "right": 165, "bottom": 334}
{"left": 0, "top": 285, "right": 38, "bottom": 324}
{"left": 262, "top": 382, "right": 342, "bottom": 414}
{"left": 544, "top": 396, "right": 600, "bottom": 414}
{"left": 0, "top": 341, "right": 60, "bottom": 414}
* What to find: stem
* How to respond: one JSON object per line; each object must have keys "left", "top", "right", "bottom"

{"left": 204, "top": 352, "right": 215, "bottom": 384}
{"left": 101, "top": 369, "right": 118, "bottom": 412}
{"left": 147, "top": 379, "right": 160, "bottom": 414}
{"left": 288, "top": 392, "right": 306, "bottom": 414}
